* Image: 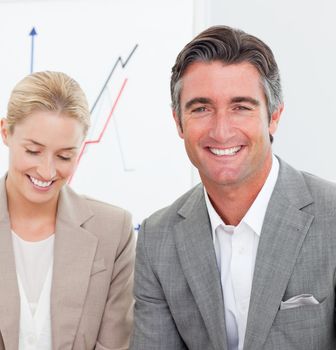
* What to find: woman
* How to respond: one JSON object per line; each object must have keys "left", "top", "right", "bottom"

{"left": 0, "top": 71, "right": 135, "bottom": 349}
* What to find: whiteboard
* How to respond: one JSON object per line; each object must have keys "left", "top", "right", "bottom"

{"left": 0, "top": 0, "right": 194, "bottom": 228}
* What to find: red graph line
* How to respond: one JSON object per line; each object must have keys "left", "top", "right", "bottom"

{"left": 68, "top": 78, "right": 128, "bottom": 184}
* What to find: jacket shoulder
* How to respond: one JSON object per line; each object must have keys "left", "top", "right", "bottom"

{"left": 83, "top": 194, "right": 131, "bottom": 222}
{"left": 64, "top": 184, "right": 131, "bottom": 221}
{"left": 62, "top": 186, "right": 133, "bottom": 242}
{"left": 301, "top": 171, "right": 336, "bottom": 212}
{"left": 276, "top": 157, "right": 336, "bottom": 213}
{"left": 142, "top": 184, "right": 203, "bottom": 233}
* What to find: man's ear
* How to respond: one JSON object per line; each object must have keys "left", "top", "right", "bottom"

{"left": 1, "top": 118, "right": 10, "bottom": 146}
{"left": 269, "top": 103, "right": 284, "bottom": 136}
{"left": 172, "top": 110, "right": 184, "bottom": 139}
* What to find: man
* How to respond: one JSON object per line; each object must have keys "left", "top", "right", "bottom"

{"left": 131, "top": 25, "right": 336, "bottom": 350}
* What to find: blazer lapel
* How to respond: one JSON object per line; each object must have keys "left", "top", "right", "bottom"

{"left": 174, "top": 185, "right": 228, "bottom": 350}
{"left": 0, "top": 177, "right": 20, "bottom": 350}
{"left": 243, "top": 160, "right": 314, "bottom": 350}
{"left": 51, "top": 186, "right": 98, "bottom": 350}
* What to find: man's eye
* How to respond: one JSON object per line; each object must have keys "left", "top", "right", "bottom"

{"left": 191, "top": 106, "right": 208, "bottom": 113}
{"left": 233, "top": 105, "right": 252, "bottom": 111}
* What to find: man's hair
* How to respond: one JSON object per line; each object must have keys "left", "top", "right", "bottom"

{"left": 171, "top": 25, "right": 283, "bottom": 126}
{"left": 6, "top": 70, "right": 90, "bottom": 135}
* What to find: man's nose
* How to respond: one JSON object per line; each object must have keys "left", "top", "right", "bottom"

{"left": 208, "top": 111, "right": 235, "bottom": 142}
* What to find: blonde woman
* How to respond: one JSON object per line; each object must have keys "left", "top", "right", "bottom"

{"left": 0, "top": 71, "right": 135, "bottom": 349}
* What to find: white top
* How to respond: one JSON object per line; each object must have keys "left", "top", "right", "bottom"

{"left": 12, "top": 231, "right": 54, "bottom": 350}
{"left": 204, "top": 155, "right": 279, "bottom": 350}
{"left": 12, "top": 232, "right": 54, "bottom": 314}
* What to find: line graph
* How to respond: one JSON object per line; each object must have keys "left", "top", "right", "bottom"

{"left": 26, "top": 27, "right": 138, "bottom": 183}
{"left": 26, "top": 28, "right": 138, "bottom": 182}
{"left": 69, "top": 44, "right": 138, "bottom": 183}
{"left": 68, "top": 79, "right": 128, "bottom": 183}
{"left": 87, "top": 43, "right": 138, "bottom": 153}
{"left": 90, "top": 44, "right": 138, "bottom": 114}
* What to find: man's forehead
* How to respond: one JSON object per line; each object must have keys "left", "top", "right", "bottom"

{"left": 180, "top": 60, "right": 265, "bottom": 103}
{"left": 182, "top": 59, "right": 261, "bottom": 77}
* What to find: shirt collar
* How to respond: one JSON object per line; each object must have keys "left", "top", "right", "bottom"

{"left": 204, "top": 155, "right": 279, "bottom": 236}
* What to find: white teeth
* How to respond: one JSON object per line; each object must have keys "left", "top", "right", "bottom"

{"left": 29, "top": 176, "right": 53, "bottom": 188}
{"left": 209, "top": 146, "right": 241, "bottom": 156}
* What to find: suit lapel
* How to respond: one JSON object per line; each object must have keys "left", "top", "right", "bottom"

{"left": 174, "top": 185, "right": 228, "bottom": 350}
{"left": 51, "top": 186, "right": 98, "bottom": 350}
{"left": 243, "top": 160, "right": 314, "bottom": 350}
{"left": 0, "top": 177, "right": 20, "bottom": 350}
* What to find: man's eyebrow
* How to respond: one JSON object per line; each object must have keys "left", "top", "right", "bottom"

{"left": 184, "top": 97, "right": 213, "bottom": 111}
{"left": 231, "top": 96, "right": 260, "bottom": 106}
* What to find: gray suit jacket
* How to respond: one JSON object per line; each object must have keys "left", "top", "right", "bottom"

{"left": 0, "top": 177, "right": 135, "bottom": 350}
{"left": 131, "top": 158, "right": 336, "bottom": 350}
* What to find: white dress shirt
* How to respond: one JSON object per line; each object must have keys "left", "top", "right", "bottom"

{"left": 204, "top": 156, "right": 279, "bottom": 350}
{"left": 12, "top": 232, "right": 54, "bottom": 350}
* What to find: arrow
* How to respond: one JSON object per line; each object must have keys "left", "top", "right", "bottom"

{"left": 29, "top": 27, "right": 37, "bottom": 73}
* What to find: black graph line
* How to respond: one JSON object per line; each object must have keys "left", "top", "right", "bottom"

{"left": 90, "top": 44, "right": 138, "bottom": 114}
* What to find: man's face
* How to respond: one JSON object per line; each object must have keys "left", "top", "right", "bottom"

{"left": 174, "top": 61, "right": 282, "bottom": 192}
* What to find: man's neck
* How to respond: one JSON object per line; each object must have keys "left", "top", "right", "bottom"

{"left": 203, "top": 164, "right": 273, "bottom": 226}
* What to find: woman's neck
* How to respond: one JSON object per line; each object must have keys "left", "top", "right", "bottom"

{"left": 6, "top": 184, "right": 58, "bottom": 241}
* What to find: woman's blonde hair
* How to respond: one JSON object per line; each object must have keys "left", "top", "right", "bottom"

{"left": 6, "top": 71, "right": 90, "bottom": 135}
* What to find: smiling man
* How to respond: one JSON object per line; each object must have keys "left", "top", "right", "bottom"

{"left": 131, "top": 26, "right": 336, "bottom": 350}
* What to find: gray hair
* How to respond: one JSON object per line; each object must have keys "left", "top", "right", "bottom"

{"left": 171, "top": 25, "right": 283, "bottom": 126}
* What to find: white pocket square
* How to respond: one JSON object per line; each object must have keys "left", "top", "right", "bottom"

{"left": 280, "top": 294, "right": 319, "bottom": 310}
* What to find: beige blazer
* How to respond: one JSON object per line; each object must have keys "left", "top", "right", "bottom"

{"left": 0, "top": 176, "right": 135, "bottom": 350}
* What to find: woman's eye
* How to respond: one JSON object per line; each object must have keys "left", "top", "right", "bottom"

{"left": 58, "top": 155, "right": 71, "bottom": 161}
{"left": 25, "top": 149, "right": 39, "bottom": 155}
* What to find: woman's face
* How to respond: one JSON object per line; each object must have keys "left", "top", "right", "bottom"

{"left": 1, "top": 111, "right": 85, "bottom": 207}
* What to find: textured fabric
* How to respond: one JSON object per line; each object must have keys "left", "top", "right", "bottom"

{"left": 0, "top": 176, "right": 135, "bottom": 350}
{"left": 131, "top": 157, "right": 336, "bottom": 350}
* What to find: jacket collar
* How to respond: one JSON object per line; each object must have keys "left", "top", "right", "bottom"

{"left": 175, "top": 184, "right": 228, "bottom": 350}
{"left": 243, "top": 158, "right": 314, "bottom": 349}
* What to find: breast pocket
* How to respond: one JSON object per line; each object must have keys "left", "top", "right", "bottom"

{"left": 273, "top": 292, "right": 332, "bottom": 327}
{"left": 265, "top": 293, "right": 335, "bottom": 350}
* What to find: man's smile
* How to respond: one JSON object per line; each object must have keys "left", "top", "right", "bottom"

{"left": 208, "top": 146, "right": 242, "bottom": 156}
